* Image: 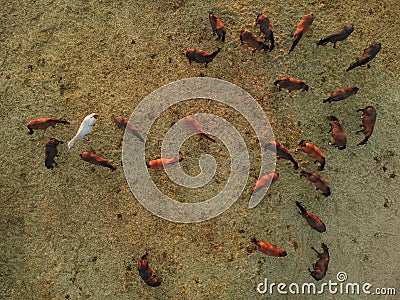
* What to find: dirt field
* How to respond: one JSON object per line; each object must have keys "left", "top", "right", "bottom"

{"left": 1, "top": 0, "right": 399, "bottom": 299}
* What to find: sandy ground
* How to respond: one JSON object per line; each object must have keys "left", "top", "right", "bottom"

{"left": 1, "top": 0, "right": 399, "bottom": 299}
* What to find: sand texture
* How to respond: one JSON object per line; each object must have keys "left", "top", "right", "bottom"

{"left": 1, "top": 0, "right": 399, "bottom": 299}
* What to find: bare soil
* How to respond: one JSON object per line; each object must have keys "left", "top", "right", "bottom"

{"left": 1, "top": 1, "right": 399, "bottom": 299}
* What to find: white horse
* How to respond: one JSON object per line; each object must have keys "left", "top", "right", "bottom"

{"left": 68, "top": 113, "right": 99, "bottom": 149}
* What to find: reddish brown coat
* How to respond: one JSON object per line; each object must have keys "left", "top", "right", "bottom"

{"left": 274, "top": 77, "right": 309, "bottom": 91}
{"left": 252, "top": 238, "right": 287, "bottom": 257}
{"left": 295, "top": 201, "right": 326, "bottom": 232}
{"left": 240, "top": 29, "right": 269, "bottom": 52}
{"left": 148, "top": 157, "right": 183, "bottom": 170}
{"left": 186, "top": 48, "right": 221, "bottom": 67}
{"left": 185, "top": 116, "right": 215, "bottom": 143}
{"left": 114, "top": 116, "right": 144, "bottom": 142}
{"left": 298, "top": 140, "right": 325, "bottom": 171}
{"left": 251, "top": 172, "right": 279, "bottom": 195}
{"left": 309, "top": 243, "right": 330, "bottom": 281}
{"left": 45, "top": 138, "right": 63, "bottom": 169}
{"left": 255, "top": 13, "right": 274, "bottom": 50}
{"left": 301, "top": 171, "right": 330, "bottom": 197}
{"left": 346, "top": 42, "right": 381, "bottom": 71}
{"left": 356, "top": 106, "right": 376, "bottom": 145}
{"left": 288, "top": 14, "right": 314, "bottom": 54}
{"left": 138, "top": 254, "right": 161, "bottom": 287}
{"left": 27, "top": 117, "right": 70, "bottom": 135}
{"left": 262, "top": 141, "right": 298, "bottom": 169}
{"left": 329, "top": 116, "right": 346, "bottom": 150}
{"left": 80, "top": 151, "right": 116, "bottom": 171}
{"left": 323, "top": 86, "right": 359, "bottom": 103}
{"left": 209, "top": 13, "right": 226, "bottom": 42}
